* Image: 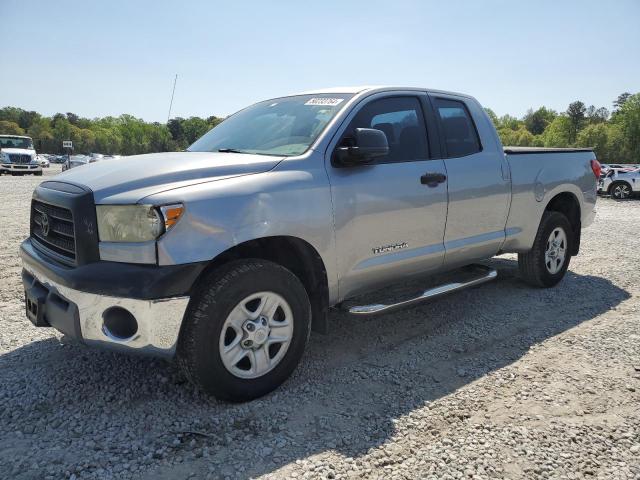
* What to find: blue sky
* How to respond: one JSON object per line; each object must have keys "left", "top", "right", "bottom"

{"left": 1, "top": 0, "right": 638, "bottom": 121}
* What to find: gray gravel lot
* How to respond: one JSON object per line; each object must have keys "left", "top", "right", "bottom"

{"left": 1, "top": 165, "right": 639, "bottom": 479}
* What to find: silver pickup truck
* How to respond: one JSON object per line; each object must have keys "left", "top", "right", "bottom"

{"left": 21, "top": 86, "right": 600, "bottom": 401}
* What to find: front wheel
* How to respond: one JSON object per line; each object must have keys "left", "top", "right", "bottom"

{"left": 177, "top": 259, "right": 311, "bottom": 402}
{"left": 518, "top": 211, "right": 573, "bottom": 288}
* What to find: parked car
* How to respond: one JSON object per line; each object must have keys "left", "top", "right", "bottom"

{"left": 0, "top": 135, "right": 42, "bottom": 176}
{"left": 37, "top": 155, "right": 50, "bottom": 168}
{"left": 61, "top": 154, "right": 90, "bottom": 171}
{"left": 62, "top": 153, "right": 110, "bottom": 171}
{"left": 21, "top": 86, "right": 599, "bottom": 402}
{"left": 599, "top": 169, "right": 640, "bottom": 199}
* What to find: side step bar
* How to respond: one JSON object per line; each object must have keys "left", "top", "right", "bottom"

{"left": 343, "top": 264, "right": 498, "bottom": 316}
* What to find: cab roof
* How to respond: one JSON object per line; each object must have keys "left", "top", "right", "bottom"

{"left": 293, "top": 85, "right": 474, "bottom": 100}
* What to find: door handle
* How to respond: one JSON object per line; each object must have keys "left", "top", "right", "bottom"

{"left": 420, "top": 172, "right": 447, "bottom": 186}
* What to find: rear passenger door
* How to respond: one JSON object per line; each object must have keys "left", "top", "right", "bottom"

{"left": 429, "top": 94, "right": 511, "bottom": 267}
{"left": 326, "top": 93, "right": 448, "bottom": 300}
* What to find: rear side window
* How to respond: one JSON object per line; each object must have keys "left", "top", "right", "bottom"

{"left": 341, "top": 96, "right": 429, "bottom": 163}
{"left": 434, "top": 98, "right": 481, "bottom": 158}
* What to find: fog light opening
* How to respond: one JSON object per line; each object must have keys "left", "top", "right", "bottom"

{"left": 102, "top": 307, "right": 138, "bottom": 340}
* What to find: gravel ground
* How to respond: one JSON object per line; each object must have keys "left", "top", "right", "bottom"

{"left": 1, "top": 165, "right": 639, "bottom": 479}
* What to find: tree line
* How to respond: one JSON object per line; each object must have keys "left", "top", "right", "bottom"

{"left": 0, "top": 91, "right": 638, "bottom": 163}
{"left": 485, "top": 92, "right": 639, "bottom": 163}
{"left": 0, "top": 109, "right": 223, "bottom": 155}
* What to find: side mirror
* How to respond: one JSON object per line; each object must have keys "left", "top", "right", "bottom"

{"left": 335, "top": 128, "right": 389, "bottom": 166}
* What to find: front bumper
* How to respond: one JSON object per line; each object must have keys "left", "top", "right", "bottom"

{"left": 20, "top": 239, "right": 206, "bottom": 358}
{"left": 1, "top": 163, "right": 42, "bottom": 173}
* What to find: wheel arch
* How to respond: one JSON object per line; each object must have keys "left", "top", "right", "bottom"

{"left": 190, "top": 235, "right": 330, "bottom": 334}
{"left": 608, "top": 179, "right": 632, "bottom": 196}
{"left": 543, "top": 191, "right": 581, "bottom": 255}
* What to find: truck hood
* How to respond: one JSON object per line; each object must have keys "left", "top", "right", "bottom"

{"left": 55, "top": 151, "right": 284, "bottom": 204}
{"left": 1, "top": 148, "right": 35, "bottom": 155}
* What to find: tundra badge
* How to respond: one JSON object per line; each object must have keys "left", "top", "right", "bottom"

{"left": 372, "top": 242, "right": 408, "bottom": 255}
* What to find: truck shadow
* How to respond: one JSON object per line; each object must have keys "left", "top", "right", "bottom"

{"left": 0, "top": 258, "right": 631, "bottom": 479}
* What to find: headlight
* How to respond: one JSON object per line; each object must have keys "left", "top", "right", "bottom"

{"left": 96, "top": 204, "right": 184, "bottom": 242}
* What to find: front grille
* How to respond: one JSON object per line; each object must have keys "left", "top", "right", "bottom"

{"left": 31, "top": 200, "right": 76, "bottom": 262}
{"left": 9, "top": 154, "right": 32, "bottom": 164}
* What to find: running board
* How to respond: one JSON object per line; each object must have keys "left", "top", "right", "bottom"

{"left": 343, "top": 264, "right": 497, "bottom": 316}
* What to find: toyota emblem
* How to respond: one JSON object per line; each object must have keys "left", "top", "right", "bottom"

{"left": 41, "top": 213, "right": 50, "bottom": 237}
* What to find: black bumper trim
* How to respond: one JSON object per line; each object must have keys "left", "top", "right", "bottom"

{"left": 23, "top": 269, "right": 82, "bottom": 340}
{"left": 21, "top": 239, "right": 208, "bottom": 300}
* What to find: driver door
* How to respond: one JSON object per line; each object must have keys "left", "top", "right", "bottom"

{"left": 325, "top": 93, "right": 449, "bottom": 300}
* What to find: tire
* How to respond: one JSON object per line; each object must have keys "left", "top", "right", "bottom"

{"left": 177, "top": 259, "right": 311, "bottom": 402}
{"left": 518, "top": 211, "right": 573, "bottom": 288}
{"left": 609, "top": 181, "right": 632, "bottom": 200}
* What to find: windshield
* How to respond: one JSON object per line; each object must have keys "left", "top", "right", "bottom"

{"left": 188, "top": 94, "right": 354, "bottom": 156}
{"left": 0, "top": 136, "right": 34, "bottom": 149}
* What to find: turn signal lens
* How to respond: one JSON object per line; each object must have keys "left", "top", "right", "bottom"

{"left": 159, "top": 204, "right": 184, "bottom": 230}
{"left": 591, "top": 159, "right": 601, "bottom": 179}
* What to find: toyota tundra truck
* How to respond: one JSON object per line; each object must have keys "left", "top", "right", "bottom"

{"left": 20, "top": 87, "right": 600, "bottom": 401}
{"left": 0, "top": 135, "right": 42, "bottom": 176}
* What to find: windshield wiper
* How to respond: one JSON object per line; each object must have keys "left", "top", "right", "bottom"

{"left": 215, "top": 148, "right": 287, "bottom": 157}
{"left": 218, "top": 148, "right": 246, "bottom": 153}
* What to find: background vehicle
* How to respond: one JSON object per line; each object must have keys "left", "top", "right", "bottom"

{"left": 21, "top": 86, "right": 599, "bottom": 402}
{"left": 37, "top": 154, "right": 50, "bottom": 168}
{"left": 61, "top": 154, "right": 89, "bottom": 171}
{"left": 0, "top": 135, "right": 42, "bottom": 176}
{"left": 61, "top": 153, "right": 109, "bottom": 171}
{"left": 599, "top": 169, "right": 640, "bottom": 199}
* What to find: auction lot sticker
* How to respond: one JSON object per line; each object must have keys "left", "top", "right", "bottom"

{"left": 305, "top": 98, "right": 344, "bottom": 106}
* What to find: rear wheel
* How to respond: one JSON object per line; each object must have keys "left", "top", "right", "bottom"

{"left": 178, "top": 259, "right": 311, "bottom": 402}
{"left": 518, "top": 211, "right": 573, "bottom": 288}
{"left": 610, "top": 181, "right": 632, "bottom": 199}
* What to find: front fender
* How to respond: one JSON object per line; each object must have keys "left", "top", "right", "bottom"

{"left": 146, "top": 154, "right": 338, "bottom": 299}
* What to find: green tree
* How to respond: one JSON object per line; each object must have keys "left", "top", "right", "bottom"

{"left": 497, "top": 114, "right": 522, "bottom": 130}
{"left": 0, "top": 120, "right": 25, "bottom": 135}
{"left": 613, "top": 93, "right": 640, "bottom": 162}
{"left": 66, "top": 112, "right": 80, "bottom": 125}
{"left": 498, "top": 126, "right": 537, "bottom": 146}
{"left": 613, "top": 92, "right": 632, "bottom": 111}
{"left": 586, "top": 105, "right": 609, "bottom": 124}
{"left": 0, "top": 107, "right": 23, "bottom": 124}
{"left": 576, "top": 123, "right": 609, "bottom": 160}
{"left": 523, "top": 107, "right": 556, "bottom": 135}
{"left": 18, "top": 110, "right": 40, "bottom": 130}
{"left": 566, "top": 101, "right": 586, "bottom": 143}
{"left": 27, "top": 117, "right": 53, "bottom": 140}
{"left": 484, "top": 108, "right": 498, "bottom": 126}
{"left": 542, "top": 116, "right": 572, "bottom": 147}
{"left": 604, "top": 123, "right": 626, "bottom": 163}
{"left": 182, "top": 117, "right": 211, "bottom": 145}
